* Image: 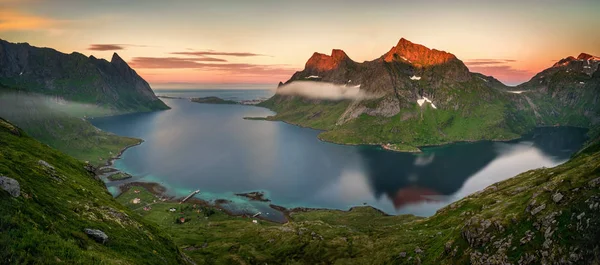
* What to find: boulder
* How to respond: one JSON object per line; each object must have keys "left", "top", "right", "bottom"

{"left": 530, "top": 204, "right": 546, "bottom": 216}
{"left": 552, "top": 193, "right": 564, "bottom": 203}
{"left": 0, "top": 175, "right": 20, "bottom": 197}
{"left": 38, "top": 160, "right": 55, "bottom": 170}
{"left": 84, "top": 228, "right": 108, "bottom": 244}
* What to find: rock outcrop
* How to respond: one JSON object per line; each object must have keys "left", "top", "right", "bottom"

{"left": 0, "top": 175, "right": 20, "bottom": 197}
{"left": 84, "top": 228, "right": 108, "bottom": 244}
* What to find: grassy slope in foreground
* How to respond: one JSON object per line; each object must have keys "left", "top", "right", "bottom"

{"left": 0, "top": 119, "right": 186, "bottom": 264}
{"left": 118, "top": 139, "right": 600, "bottom": 264}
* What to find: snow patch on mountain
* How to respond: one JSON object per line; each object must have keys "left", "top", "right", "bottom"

{"left": 417, "top": 97, "right": 436, "bottom": 109}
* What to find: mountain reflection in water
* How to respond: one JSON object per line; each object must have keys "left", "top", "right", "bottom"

{"left": 360, "top": 127, "right": 588, "bottom": 209}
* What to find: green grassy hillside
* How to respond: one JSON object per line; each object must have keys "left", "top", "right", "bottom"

{"left": 0, "top": 118, "right": 187, "bottom": 264}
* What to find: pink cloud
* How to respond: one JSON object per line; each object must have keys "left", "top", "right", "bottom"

{"left": 171, "top": 51, "right": 265, "bottom": 57}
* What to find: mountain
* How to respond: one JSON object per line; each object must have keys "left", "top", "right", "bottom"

{"left": 0, "top": 39, "right": 169, "bottom": 165}
{"left": 0, "top": 118, "right": 187, "bottom": 264}
{"left": 260, "top": 38, "right": 535, "bottom": 149}
{"left": 0, "top": 39, "right": 168, "bottom": 113}
{"left": 516, "top": 53, "right": 600, "bottom": 127}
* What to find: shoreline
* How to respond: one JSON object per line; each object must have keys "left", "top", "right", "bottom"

{"left": 98, "top": 139, "right": 144, "bottom": 171}
{"left": 245, "top": 112, "right": 580, "bottom": 153}
{"left": 116, "top": 181, "right": 395, "bottom": 224}
{"left": 117, "top": 181, "right": 293, "bottom": 223}
{"left": 246, "top": 115, "right": 521, "bottom": 153}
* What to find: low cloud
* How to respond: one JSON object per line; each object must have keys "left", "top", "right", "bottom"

{"left": 172, "top": 51, "right": 265, "bottom": 57}
{"left": 0, "top": 92, "right": 113, "bottom": 121}
{"left": 276, "top": 81, "right": 375, "bottom": 100}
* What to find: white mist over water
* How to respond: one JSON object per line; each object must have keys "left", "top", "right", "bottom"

{"left": 0, "top": 92, "right": 114, "bottom": 119}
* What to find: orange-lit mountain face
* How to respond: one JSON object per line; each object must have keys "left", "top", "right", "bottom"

{"left": 274, "top": 37, "right": 510, "bottom": 123}
{"left": 551, "top": 53, "right": 600, "bottom": 73}
{"left": 305, "top": 49, "right": 354, "bottom": 72}
{"left": 382, "top": 38, "right": 457, "bottom": 67}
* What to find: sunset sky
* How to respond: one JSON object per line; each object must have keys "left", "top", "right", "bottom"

{"left": 1, "top": 0, "right": 599, "bottom": 88}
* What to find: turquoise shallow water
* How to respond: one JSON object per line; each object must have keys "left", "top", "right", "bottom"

{"left": 92, "top": 89, "right": 588, "bottom": 219}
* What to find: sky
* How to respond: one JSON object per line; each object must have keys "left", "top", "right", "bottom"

{"left": 1, "top": 0, "right": 599, "bottom": 88}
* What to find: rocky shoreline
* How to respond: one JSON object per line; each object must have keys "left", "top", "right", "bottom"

{"left": 115, "top": 181, "right": 395, "bottom": 224}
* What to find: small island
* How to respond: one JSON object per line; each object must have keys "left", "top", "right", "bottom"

{"left": 190, "top": 96, "right": 239, "bottom": 105}
{"left": 107, "top": 172, "right": 133, "bottom": 181}
{"left": 235, "top": 191, "right": 270, "bottom": 202}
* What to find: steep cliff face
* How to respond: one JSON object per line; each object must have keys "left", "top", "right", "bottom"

{"left": 261, "top": 38, "right": 534, "bottom": 147}
{"left": 517, "top": 53, "right": 600, "bottom": 127}
{"left": 0, "top": 39, "right": 168, "bottom": 113}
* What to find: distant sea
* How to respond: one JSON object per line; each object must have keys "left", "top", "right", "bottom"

{"left": 153, "top": 84, "right": 276, "bottom": 101}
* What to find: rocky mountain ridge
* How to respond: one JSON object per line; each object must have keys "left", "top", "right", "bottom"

{"left": 0, "top": 39, "right": 168, "bottom": 113}
{"left": 260, "top": 38, "right": 536, "bottom": 148}
{"left": 517, "top": 52, "right": 600, "bottom": 127}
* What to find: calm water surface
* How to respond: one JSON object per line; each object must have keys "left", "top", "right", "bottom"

{"left": 91, "top": 89, "right": 588, "bottom": 221}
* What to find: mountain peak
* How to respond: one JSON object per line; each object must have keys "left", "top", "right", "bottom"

{"left": 305, "top": 49, "right": 352, "bottom": 72}
{"left": 383, "top": 38, "right": 456, "bottom": 67}
{"left": 331, "top": 49, "right": 349, "bottom": 60}
{"left": 111, "top": 52, "right": 125, "bottom": 64}
{"left": 397, "top": 37, "right": 412, "bottom": 46}
{"left": 577, "top": 53, "right": 600, "bottom": 61}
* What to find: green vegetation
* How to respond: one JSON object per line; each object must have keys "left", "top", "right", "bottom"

{"left": 116, "top": 136, "right": 600, "bottom": 264}
{"left": 259, "top": 78, "right": 537, "bottom": 150}
{"left": 0, "top": 90, "right": 141, "bottom": 167}
{"left": 107, "top": 172, "right": 133, "bottom": 181}
{"left": 259, "top": 96, "right": 351, "bottom": 130}
{"left": 191, "top": 96, "right": 239, "bottom": 105}
{"left": 0, "top": 118, "right": 186, "bottom": 264}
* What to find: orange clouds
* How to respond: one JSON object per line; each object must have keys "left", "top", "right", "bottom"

{"left": 0, "top": 9, "right": 61, "bottom": 31}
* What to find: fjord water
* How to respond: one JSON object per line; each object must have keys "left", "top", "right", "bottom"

{"left": 91, "top": 90, "right": 588, "bottom": 219}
